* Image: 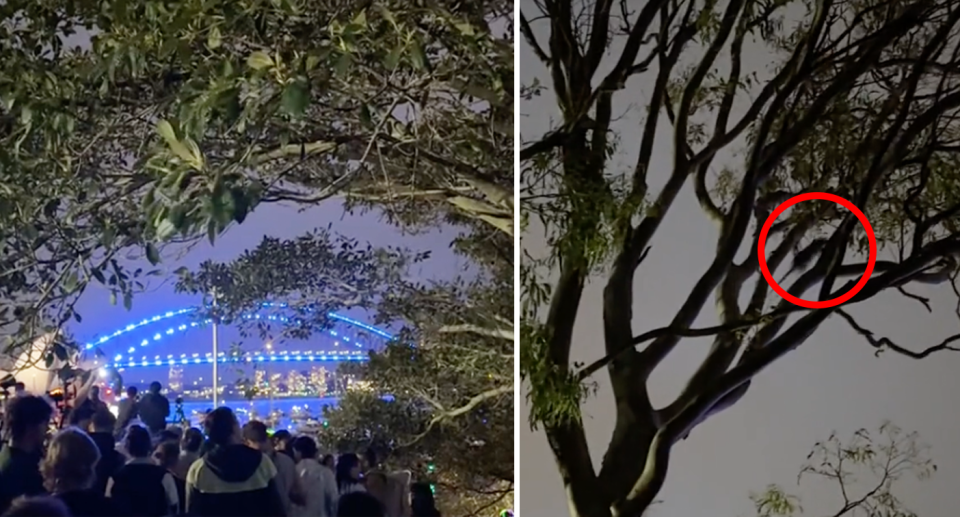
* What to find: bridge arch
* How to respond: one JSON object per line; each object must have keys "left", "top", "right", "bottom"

{"left": 83, "top": 303, "right": 393, "bottom": 370}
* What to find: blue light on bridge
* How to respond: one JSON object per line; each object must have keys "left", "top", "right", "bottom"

{"left": 82, "top": 305, "right": 393, "bottom": 370}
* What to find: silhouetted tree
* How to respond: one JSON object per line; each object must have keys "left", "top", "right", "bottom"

{"left": 521, "top": 0, "right": 960, "bottom": 515}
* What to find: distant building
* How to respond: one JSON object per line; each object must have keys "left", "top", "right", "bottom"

{"left": 309, "top": 366, "right": 328, "bottom": 396}
{"left": 287, "top": 370, "right": 307, "bottom": 394}
{"left": 168, "top": 364, "right": 183, "bottom": 393}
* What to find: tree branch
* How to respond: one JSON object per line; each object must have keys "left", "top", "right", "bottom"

{"left": 835, "top": 308, "right": 960, "bottom": 359}
{"left": 437, "top": 324, "right": 513, "bottom": 340}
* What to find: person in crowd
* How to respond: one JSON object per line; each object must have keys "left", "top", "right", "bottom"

{"left": 0, "top": 496, "right": 71, "bottom": 517}
{"left": 107, "top": 425, "right": 178, "bottom": 516}
{"left": 139, "top": 382, "right": 170, "bottom": 436}
{"left": 85, "top": 410, "right": 124, "bottom": 497}
{"left": 362, "top": 448, "right": 408, "bottom": 517}
{"left": 410, "top": 483, "right": 441, "bottom": 517}
{"left": 335, "top": 453, "right": 365, "bottom": 495}
{"left": 41, "top": 427, "right": 119, "bottom": 517}
{"left": 289, "top": 436, "right": 337, "bottom": 517}
{"left": 0, "top": 395, "right": 54, "bottom": 513}
{"left": 157, "top": 429, "right": 180, "bottom": 445}
{"left": 114, "top": 387, "right": 138, "bottom": 438}
{"left": 242, "top": 421, "right": 303, "bottom": 513}
{"left": 71, "top": 386, "right": 108, "bottom": 429}
{"left": 321, "top": 454, "right": 335, "bottom": 470}
{"left": 164, "top": 426, "right": 184, "bottom": 441}
{"left": 175, "top": 428, "right": 203, "bottom": 479}
{"left": 155, "top": 441, "right": 185, "bottom": 515}
{"left": 184, "top": 407, "right": 286, "bottom": 517}
{"left": 336, "top": 492, "right": 385, "bottom": 517}
{"left": 363, "top": 471, "right": 391, "bottom": 516}
{"left": 271, "top": 430, "right": 294, "bottom": 459}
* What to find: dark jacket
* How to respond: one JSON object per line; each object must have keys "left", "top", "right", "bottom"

{"left": 186, "top": 444, "right": 286, "bottom": 517}
{"left": 110, "top": 462, "right": 171, "bottom": 517}
{"left": 56, "top": 490, "right": 122, "bottom": 517}
{"left": 88, "top": 432, "right": 124, "bottom": 496}
{"left": 139, "top": 392, "right": 170, "bottom": 433}
{"left": 0, "top": 444, "right": 45, "bottom": 513}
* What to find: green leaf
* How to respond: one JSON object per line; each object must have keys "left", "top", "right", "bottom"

{"left": 462, "top": 82, "right": 503, "bottom": 106}
{"left": 383, "top": 46, "right": 402, "bottom": 70}
{"left": 359, "top": 105, "right": 374, "bottom": 129}
{"left": 281, "top": 80, "right": 310, "bottom": 116}
{"left": 409, "top": 41, "right": 429, "bottom": 71}
{"left": 145, "top": 243, "right": 160, "bottom": 265}
{"left": 110, "top": 291, "right": 117, "bottom": 306}
{"left": 335, "top": 52, "right": 353, "bottom": 75}
{"left": 63, "top": 272, "right": 78, "bottom": 293}
{"left": 208, "top": 26, "right": 222, "bottom": 49}
{"left": 352, "top": 10, "right": 367, "bottom": 28}
{"left": 305, "top": 54, "right": 321, "bottom": 71}
{"left": 183, "top": 138, "right": 205, "bottom": 170}
{"left": 156, "top": 119, "right": 178, "bottom": 146}
{"left": 123, "top": 291, "right": 133, "bottom": 311}
{"left": 156, "top": 120, "right": 194, "bottom": 163}
{"left": 455, "top": 23, "right": 475, "bottom": 36}
{"left": 156, "top": 218, "right": 177, "bottom": 241}
{"left": 101, "top": 225, "right": 116, "bottom": 248}
{"left": 247, "top": 51, "right": 274, "bottom": 70}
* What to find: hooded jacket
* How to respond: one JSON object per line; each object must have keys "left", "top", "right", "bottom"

{"left": 185, "top": 443, "right": 286, "bottom": 517}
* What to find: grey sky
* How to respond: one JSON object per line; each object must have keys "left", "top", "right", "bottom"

{"left": 518, "top": 3, "right": 960, "bottom": 515}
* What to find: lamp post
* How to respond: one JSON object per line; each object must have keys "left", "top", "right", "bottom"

{"left": 211, "top": 289, "right": 220, "bottom": 408}
{"left": 265, "top": 342, "right": 274, "bottom": 416}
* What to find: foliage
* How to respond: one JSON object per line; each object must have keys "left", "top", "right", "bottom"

{"left": 176, "top": 220, "right": 513, "bottom": 515}
{"left": 316, "top": 353, "right": 513, "bottom": 517}
{"left": 751, "top": 423, "right": 934, "bottom": 517}
{"left": 520, "top": 0, "right": 960, "bottom": 515}
{"left": 0, "top": 0, "right": 512, "bottom": 374}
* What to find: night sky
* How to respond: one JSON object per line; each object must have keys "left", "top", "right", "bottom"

{"left": 519, "top": 5, "right": 960, "bottom": 516}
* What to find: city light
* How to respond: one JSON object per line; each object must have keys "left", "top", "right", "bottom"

{"left": 111, "top": 350, "right": 368, "bottom": 370}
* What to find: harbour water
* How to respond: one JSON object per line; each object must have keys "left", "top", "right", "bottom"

{"left": 178, "top": 396, "right": 340, "bottom": 430}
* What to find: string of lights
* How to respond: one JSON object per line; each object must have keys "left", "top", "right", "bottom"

{"left": 82, "top": 304, "right": 394, "bottom": 371}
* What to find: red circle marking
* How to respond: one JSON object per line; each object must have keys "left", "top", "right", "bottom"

{"left": 757, "top": 192, "right": 877, "bottom": 309}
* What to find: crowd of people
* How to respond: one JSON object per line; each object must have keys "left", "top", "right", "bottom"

{"left": 0, "top": 384, "right": 443, "bottom": 517}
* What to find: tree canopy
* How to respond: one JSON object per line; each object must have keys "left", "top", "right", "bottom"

{"left": 520, "top": 0, "right": 960, "bottom": 515}
{"left": 0, "top": 0, "right": 513, "bottom": 364}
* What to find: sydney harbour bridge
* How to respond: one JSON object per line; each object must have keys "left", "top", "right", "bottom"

{"left": 78, "top": 302, "right": 393, "bottom": 378}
